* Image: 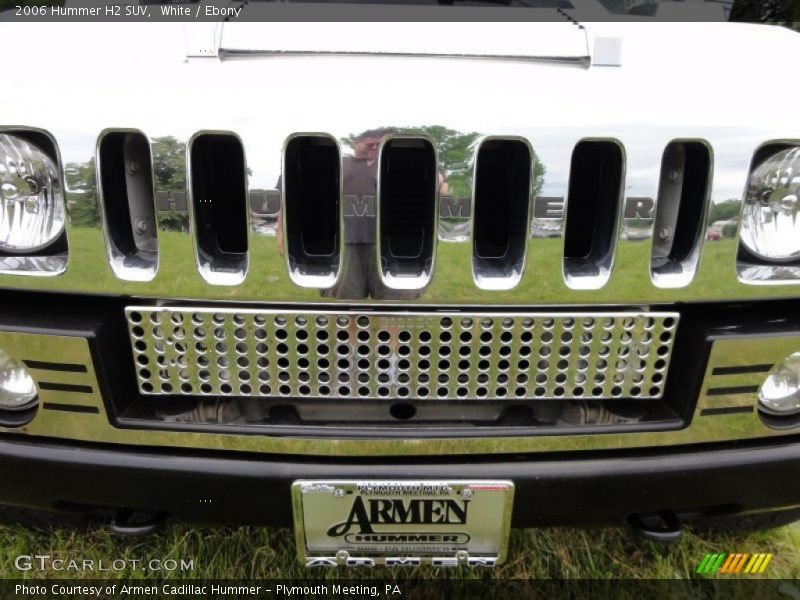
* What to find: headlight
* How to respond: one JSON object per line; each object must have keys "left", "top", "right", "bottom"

{"left": 739, "top": 146, "right": 800, "bottom": 262}
{"left": 758, "top": 351, "right": 800, "bottom": 416}
{"left": 0, "top": 133, "right": 66, "bottom": 253}
{"left": 0, "top": 348, "right": 37, "bottom": 411}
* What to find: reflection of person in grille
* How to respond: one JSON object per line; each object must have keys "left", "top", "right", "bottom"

{"left": 329, "top": 128, "right": 449, "bottom": 300}
{"left": 279, "top": 128, "right": 447, "bottom": 300}
{"left": 325, "top": 128, "right": 393, "bottom": 300}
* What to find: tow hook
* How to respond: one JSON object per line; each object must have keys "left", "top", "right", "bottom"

{"left": 628, "top": 511, "right": 683, "bottom": 542}
{"left": 109, "top": 508, "right": 167, "bottom": 536}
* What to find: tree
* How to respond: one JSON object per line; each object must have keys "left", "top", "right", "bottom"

{"left": 404, "top": 125, "right": 481, "bottom": 199}
{"left": 708, "top": 199, "right": 741, "bottom": 224}
{"left": 152, "top": 136, "right": 189, "bottom": 233}
{"left": 722, "top": 222, "right": 739, "bottom": 238}
{"left": 730, "top": 0, "right": 800, "bottom": 27}
{"left": 65, "top": 137, "right": 191, "bottom": 232}
{"left": 64, "top": 158, "right": 100, "bottom": 228}
{"left": 342, "top": 125, "right": 546, "bottom": 200}
{"left": 406, "top": 125, "right": 546, "bottom": 200}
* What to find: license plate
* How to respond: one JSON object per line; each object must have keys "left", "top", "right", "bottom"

{"left": 292, "top": 480, "right": 514, "bottom": 567}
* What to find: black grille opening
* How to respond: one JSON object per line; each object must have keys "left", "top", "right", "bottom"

{"left": 189, "top": 133, "right": 248, "bottom": 275}
{"left": 651, "top": 141, "right": 711, "bottom": 277}
{"left": 98, "top": 131, "right": 157, "bottom": 272}
{"left": 284, "top": 136, "right": 340, "bottom": 278}
{"left": 564, "top": 140, "right": 624, "bottom": 280}
{"left": 473, "top": 139, "right": 531, "bottom": 281}
{"left": 379, "top": 138, "right": 436, "bottom": 280}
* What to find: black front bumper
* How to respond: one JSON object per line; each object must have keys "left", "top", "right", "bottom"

{"left": 1, "top": 435, "right": 800, "bottom": 527}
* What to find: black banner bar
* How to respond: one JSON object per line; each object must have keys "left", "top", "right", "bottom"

{"left": 3, "top": 578, "right": 800, "bottom": 600}
{"left": 0, "top": 0, "right": 743, "bottom": 23}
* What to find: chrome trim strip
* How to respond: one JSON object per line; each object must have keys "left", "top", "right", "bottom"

{"left": 219, "top": 49, "right": 591, "bottom": 67}
{"left": 217, "top": 20, "right": 592, "bottom": 67}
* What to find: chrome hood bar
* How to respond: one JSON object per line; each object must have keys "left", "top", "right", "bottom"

{"left": 213, "top": 20, "right": 592, "bottom": 66}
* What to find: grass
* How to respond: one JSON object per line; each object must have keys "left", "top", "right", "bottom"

{"left": 1, "top": 228, "right": 782, "bottom": 307}
{"left": 0, "top": 522, "right": 798, "bottom": 580}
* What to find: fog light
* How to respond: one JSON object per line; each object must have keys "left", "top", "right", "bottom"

{"left": 0, "top": 133, "right": 66, "bottom": 253}
{"left": 0, "top": 348, "right": 37, "bottom": 411}
{"left": 758, "top": 352, "right": 800, "bottom": 416}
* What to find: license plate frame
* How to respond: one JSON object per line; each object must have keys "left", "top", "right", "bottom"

{"left": 292, "top": 479, "right": 514, "bottom": 567}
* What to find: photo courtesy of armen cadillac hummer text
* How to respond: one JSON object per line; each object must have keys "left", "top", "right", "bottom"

{"left": 0, "top": 8, "right": 800, "bottom": 568}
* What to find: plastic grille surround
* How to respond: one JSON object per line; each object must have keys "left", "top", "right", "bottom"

{"left": 126, "top": 307, "right": 679, "bottom": 401}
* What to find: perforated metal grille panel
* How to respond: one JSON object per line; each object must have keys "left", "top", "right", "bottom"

{"left": 126, "top": 308, "right": 679, "bottom": 400}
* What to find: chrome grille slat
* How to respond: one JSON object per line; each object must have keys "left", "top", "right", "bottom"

{"left": 127, "top": 308, "right": 678, "bottom": 400}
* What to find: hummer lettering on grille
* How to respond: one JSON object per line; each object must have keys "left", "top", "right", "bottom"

{"left": 344, "top": 194, "right": 376, "bottom": 217}
{"left": 439, "top": 195, "right": 471, "bottom": 218}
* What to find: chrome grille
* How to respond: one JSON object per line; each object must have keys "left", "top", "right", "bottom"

{"left": 127, "top": 307, "right": 679, "bottom": 400}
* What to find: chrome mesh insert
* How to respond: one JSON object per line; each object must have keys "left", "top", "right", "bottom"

{"left": 126, "top": 308, "right": 679, "bottom": 400}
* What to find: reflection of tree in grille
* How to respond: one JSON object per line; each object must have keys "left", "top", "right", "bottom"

{"left": 342, "top": 124, "right": 545, "bottom": 202}
{"left": 401, "top": 125, "right": 545, "bottom": 200}
{"left": 152, "top": 136, "right": 188, "bottom": 233}
{"left": 64, "top": 158, "right": 100, "bottom": 228}
{"left": 66, "top": 136, "right": 190, "bottom": 232}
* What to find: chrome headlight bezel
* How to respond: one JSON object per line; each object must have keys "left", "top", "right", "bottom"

{"left": 739, "top": 145, "right": 800, "bottom": 264}
{"left": 0, "top": 131, "right": 67, "bottom": 255}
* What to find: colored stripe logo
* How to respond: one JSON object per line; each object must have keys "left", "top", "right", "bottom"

{"left": 696, "top": 553, "right": 772, "bottom": 575}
